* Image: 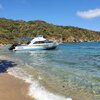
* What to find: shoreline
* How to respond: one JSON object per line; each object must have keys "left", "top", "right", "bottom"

{"left": 0, "top": 73, "right": 34, "bottom": 100}
{"left": 0, "top": 53, "right": 73, "bottom": 100}
{"left": 0, "top": 55, "right": 34, "bottom": 100}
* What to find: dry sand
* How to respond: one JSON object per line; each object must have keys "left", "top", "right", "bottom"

{"left": 0, "top": 73, "right": 34, "bottom": 100}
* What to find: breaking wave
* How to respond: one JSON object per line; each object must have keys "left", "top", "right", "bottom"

{"left": 7, "top": 67, "right": 72, "bottom": 100}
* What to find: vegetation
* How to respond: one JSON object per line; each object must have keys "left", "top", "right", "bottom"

{"left": 0, "top": 18, "right": 100, "bottom": 44}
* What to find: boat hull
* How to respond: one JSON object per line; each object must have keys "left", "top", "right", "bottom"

{"left": 14, "top": 44, "right": 57, "bottom": 51}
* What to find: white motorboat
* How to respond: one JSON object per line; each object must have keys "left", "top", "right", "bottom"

{"left": 9, "top": 35, "right": 58, "bottom": 51}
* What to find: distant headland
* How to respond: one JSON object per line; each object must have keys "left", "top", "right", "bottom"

{"left": 0, "top": 18, "right": 100, "bottom": 44}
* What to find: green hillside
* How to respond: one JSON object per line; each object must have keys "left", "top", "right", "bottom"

{"left": 0, "top": 18, "right": 100, "bottom": 44}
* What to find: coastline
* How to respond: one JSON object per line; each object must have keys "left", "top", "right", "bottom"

{"left": 0, "top": 48, "right": 73, "bottom": 100}
{"left": 0, "top": 73, "right": 34, "bottom": 100}
{"left": 0, "top": 55, "right": 34, "bottom": 100}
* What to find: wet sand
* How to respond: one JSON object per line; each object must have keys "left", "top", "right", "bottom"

{"left": 0, "top": 55, "right": 34, "bottom": 100}
{"left": 0, "top": 73, "right": 34, "bottom": 100}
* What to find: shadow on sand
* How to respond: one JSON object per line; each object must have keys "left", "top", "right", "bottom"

{"left": 0, "top": 60, "right": 17, "bottom": 73}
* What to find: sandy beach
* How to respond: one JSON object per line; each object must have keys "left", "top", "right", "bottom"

{"left": 0, "top": 73, "right": 34, "bottom": 100}
{"left": 0, "top": 55, "right": 34, "bottom": 100}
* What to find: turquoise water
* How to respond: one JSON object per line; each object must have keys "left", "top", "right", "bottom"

{"left": 0, "top": 42, "right": 100, "bottom": 100}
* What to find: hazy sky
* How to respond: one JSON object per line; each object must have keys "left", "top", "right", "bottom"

{"left": 0, "top": 0, "right": 100, "bottom": 31}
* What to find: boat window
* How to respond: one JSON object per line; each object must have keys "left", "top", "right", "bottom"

{"left": 33, "top": 40, "right": 53, "bottom": 44}
{"left": 33, "top": 41, "right": 45, "bottom": 44}
{"left": 45, "top": 40, "right": 52, "bottom": 43}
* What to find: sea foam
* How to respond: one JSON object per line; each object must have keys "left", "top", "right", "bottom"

{"left": 8, "top": 67, "right": 72, "bottom": 100}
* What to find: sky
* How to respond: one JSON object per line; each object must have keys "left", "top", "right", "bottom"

{"left": 0, "top": 0, "right": 100, "bottom": 31}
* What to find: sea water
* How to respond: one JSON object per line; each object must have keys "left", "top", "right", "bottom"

{"left": 0, "top": 42, "right": 100, "bottom": 100}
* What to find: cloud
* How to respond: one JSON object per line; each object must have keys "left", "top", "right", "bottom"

{"left": 77, "top": 8, "right": 100, "bottom": 19}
